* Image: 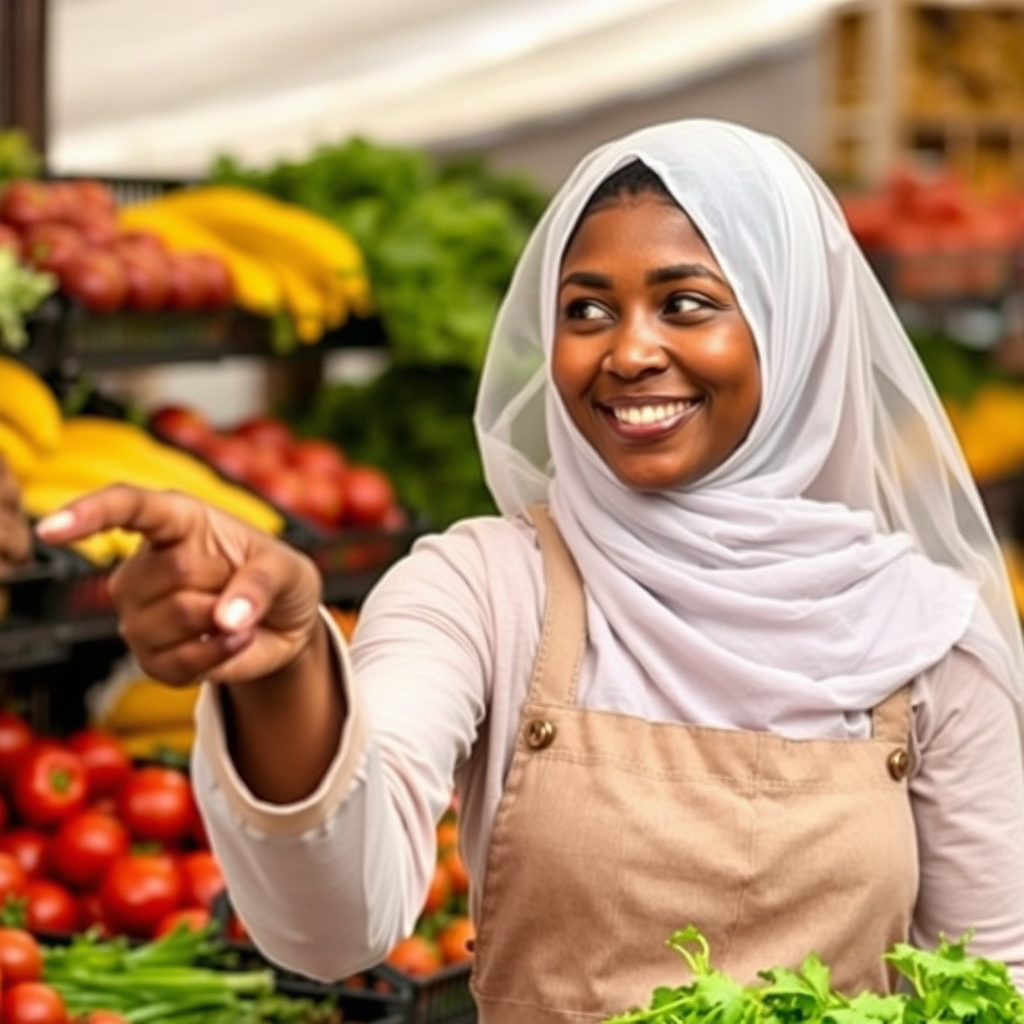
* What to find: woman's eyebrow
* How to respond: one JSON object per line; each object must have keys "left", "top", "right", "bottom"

{"left": 559, "top": 270, "right": 611, "bottom": 292}
{"left": 646, "top": 263, "right": 727, "bottom": 287}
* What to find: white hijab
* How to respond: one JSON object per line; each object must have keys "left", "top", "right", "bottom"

{"left": 474, "top": 118, "right": 1024, "bottom": 738}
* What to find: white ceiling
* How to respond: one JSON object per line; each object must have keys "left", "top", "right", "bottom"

{"left": 48, "top": 0, "right": 841, "bottom": 176}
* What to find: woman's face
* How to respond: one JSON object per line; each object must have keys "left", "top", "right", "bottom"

{"left": 552, "top": 192, "right": 761, "bottom": 491}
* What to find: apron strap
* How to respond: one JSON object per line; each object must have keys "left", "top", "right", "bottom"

{"left": 526, "top": 503, "right": 587, "bottom": 706}
{"left": 870, "top": 684, "right": 912, "bottom": 744}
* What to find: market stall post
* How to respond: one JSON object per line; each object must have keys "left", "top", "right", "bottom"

{"left": 0, "top": 0, "right": 48, "bottom": 156}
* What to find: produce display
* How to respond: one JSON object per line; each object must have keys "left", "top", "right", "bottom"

{"left": 603, "top": 926, "right": 1022, "bottom": 1024}
{"left": 149, "top": 404, "right": 400, "bottom": 535}
{"left": 0, "top": 357, "right": 284, "bottom": 566}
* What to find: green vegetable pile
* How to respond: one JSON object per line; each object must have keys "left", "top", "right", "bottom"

{"left": 43, "top": 924, "right": 343, "bottom": 1024}
{"left": 0, "top": 247, "right": 56, "bottom": 351}
{"left": 605, "top": 926, "right": 1023, "bottom": 1024}
{"left": 209, "top": 137, "right": 551, "bottom": 528}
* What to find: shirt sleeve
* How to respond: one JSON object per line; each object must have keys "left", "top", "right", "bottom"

{"left": 189, "top": 521, "right": 504, "bottom": 981}
{"left": 909, "top": 645, "right": 1024, "bottom": 993}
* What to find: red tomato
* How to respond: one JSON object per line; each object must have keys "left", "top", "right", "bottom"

{"left": 3, "top": 980, "right": 68, "bottom": 1024}
{"left": 21, "top": 223, "right": 86, "bottom": 277}
{"left": 0, "top": 222, "right": 21, "bottom": 256}
{"left": 116, "top": 766, "right": 196, "bottom": 846}
{"left": 0, "top": 928, "right": 43, "bottom": 985}
{"left": 154, "top": 906, "right": 211, "bottom": 938}
{"left": 0, "top": 850, "right": 29, "bottom": 903}
{"left": 342, "top": 465, "right": 396, "bottom": 527}
{"left": 0, "top": 711, "right": 34, "bottom": 784}
{"left": 11, "top": 747, "right": 88, "bottom": 829}
{"left": 75, "top": 891, "right": 108, "bottom": 935}
{"left": 164, "top": 252, "right": 207, "bottom": 310}
{"left": 59, "top": 249, "right": 127, "bottom": 313}
{"left": 48, "top": 810, "right": 130, "bottom": 891}
{"left": 116, "top": 246, "right": 171, "bottom": 312}
{"left": 178, "top": 850, "right": 224, "bottom": 910}
{"left": 64, "top": 729, "right": 132, "bottom": 801}
{"left": 23, "top": 879, "right": 78, "bottom": 934}
{"left": 81, "top": 1013, "right": 131, "bottom": 1024}
{"left": 0, "top": 830, "right": 49, "bottom": 879}
{"left": 99, "top": 853, "right": 183, "bottom": 938}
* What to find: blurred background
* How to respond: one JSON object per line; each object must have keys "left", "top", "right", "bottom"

{"left": 1, "top": 0, "right": 1024, "bottom": 1004}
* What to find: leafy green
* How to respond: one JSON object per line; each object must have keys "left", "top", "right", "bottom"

{"left": 209, "top": 136, "right": 549, "bottom": 371}
{"left": 603, "top": 927, "right": 1022, "bottom": 1024}
{"left": 288, "top": 362, "right": 496, "bottom": 528}
{"left": 0, "top": 247, "right": 56, "bottom": 350}
{"left": 0, "top": 129, "right": 42, "bottom": 183}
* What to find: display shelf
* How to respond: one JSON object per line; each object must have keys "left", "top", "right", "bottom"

{"left": 824, "top": 0, "right": 1024, "bottom": 190}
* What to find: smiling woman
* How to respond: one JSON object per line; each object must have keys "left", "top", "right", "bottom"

{"left": 35, "top": 119, "right": 1024, "bottom": 1020}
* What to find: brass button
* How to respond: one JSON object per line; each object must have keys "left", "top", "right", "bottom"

{"left": 525, "top": 719, "right": 557, "bottom": 750}
{"left": 887, "top": 748, "right": 910, "bottom": 781}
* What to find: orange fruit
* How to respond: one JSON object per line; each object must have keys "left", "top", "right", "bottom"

{"left": 442, "top": 847, "right": 469, "bottom": 896}
{"left": 438, "top": 916, "right": 476, "bottom": 965}
{"left": 422, "top": 860, "right": 452, "bottom": 915}
{"left": 386, "top": 935, "right": 443, "bottom": 977}
{"left": 436, "top": 819, "right": 459, "bottom": 854}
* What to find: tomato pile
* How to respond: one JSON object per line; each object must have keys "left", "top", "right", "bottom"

{"left": 0, "top": 923, "right": 128, "bottom": 1024}
{"left": 0, "top": 710, "right": 226, "bottom": 942}
{"left": 383, "top": 801, "right": 475, "bottom": 979}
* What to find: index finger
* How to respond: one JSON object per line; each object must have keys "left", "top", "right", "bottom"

{"left": 35, "top": 484, "right": 202, "bottom": 549}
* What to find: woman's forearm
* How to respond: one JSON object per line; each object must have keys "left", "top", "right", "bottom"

{"left": 222, "top": 615, "right": 346, "bottom": 803}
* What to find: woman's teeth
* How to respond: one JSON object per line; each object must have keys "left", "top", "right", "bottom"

{"left": 611, "top": 400, "right": 694, "bottom": 426}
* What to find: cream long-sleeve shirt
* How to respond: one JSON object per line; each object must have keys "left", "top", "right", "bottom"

{"left": 191, "top": 514, "right": 1024, "bottom": 990}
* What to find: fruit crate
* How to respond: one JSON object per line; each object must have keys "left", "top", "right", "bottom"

{"left": 372, "top": 962, "right": 476, "bottom": 1024}
{"left": 283, "top": 513, "right": 430, "bottom": 607}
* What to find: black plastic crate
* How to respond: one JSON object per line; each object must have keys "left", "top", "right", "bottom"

{"left": 373, "top": 962, "right": 476, "bottom": 1024}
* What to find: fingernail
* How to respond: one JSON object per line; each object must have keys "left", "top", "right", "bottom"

{"left": 219, "top": 596, "right": 254, "bottom": 631}
{"left": 36, "top": 509, "right": 76, "bottom": 535}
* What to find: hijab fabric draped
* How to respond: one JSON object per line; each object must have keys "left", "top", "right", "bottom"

{"left": 473, "top": 119, "right": 1024, "bottom": 738}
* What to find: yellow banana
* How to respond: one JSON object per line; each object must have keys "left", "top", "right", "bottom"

{"left": 119, "top": 726, "right": 196, "bottom": 759}
{"left": 263, "top": 258, "right": 336, "bottom": 343}
{"left": 156, "top": 185, "right": 368, "bottom": 305}
{"left": 118, "top": 204, "right": 283, "bottom": 316}
{"left": 95, "top": 677, "right": 201, "bottom": 732}
{"left": 0, "top": 355, "right": 63, "bottom": 454}
{"left": 0, "top": 419, "right": 38, "bottom": 481}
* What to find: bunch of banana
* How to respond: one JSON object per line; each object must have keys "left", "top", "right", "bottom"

{"left": 16, "top": 411, "right": 285, "bottom": 567}
{"left": 0, "top": 354, "right": 63, "bottom": 480}
{"left": 119, "top": 185, "right": 373, "bottom": 343}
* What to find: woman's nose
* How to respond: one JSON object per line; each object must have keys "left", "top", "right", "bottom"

{"left": 602, "top": 316, "right": 668, "bottom": 377}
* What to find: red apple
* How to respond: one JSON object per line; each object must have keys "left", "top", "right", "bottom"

{"left": 288, "top": 438, "right": 347, "bottom": 480}
{"left": 230, "top": 415, "right": 294, "bottom": 455}
{"left": 196, "top": 433, "right": 252, "bottom": 481}
{"left": 0, "top": 179, "right": 59, "bottom": 230}
{"left": 190, "top": 252, "right": 234, "bottom": 308}
{"left": 59, "top": 249, "right": 128, "bottom": 312}
{"left": 22, "top": 222, "right": 86, "bottom": 276}
{"left": 342, "top": 464, "right": 396, "bottom": 527}
{"left": 149, "top": 405, "right": 214, "bottom": 450}
{"left": 116, "top": 245, "right": 171, "bottom": 311}
{"left": 166, "top": 252, "right": 214, "bottom": 310}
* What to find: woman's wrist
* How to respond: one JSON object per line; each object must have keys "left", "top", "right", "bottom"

{"left": 222, "top": 615, "right": 347, "bottom": 803}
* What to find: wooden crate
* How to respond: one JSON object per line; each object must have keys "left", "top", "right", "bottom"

{"left": 824, "top": 0, "right": 1024, "bottom": 193}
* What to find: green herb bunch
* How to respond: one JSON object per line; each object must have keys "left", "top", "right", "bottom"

{"left": 605, "top": 926, "right": 1023, "bottom": 1024}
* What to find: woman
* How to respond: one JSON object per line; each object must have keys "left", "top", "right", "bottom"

{"left": 36, "top": 120, "right": 1024, "bottom": 1018}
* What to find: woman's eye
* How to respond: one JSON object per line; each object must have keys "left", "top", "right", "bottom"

{"left": 565, "top": 298, "right": 608, "bottom": 321}
{"left": 667, "top": 293, "right": 709, "bottom": 315}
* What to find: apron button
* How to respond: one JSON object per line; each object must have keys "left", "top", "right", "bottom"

{"left": 525, "top": 719, "right": 557, "bottom": 750}
{"left": 887, "top": 748, "right": 910, "bottom": 781}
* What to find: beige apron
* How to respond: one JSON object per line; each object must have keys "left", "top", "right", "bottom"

{"left": 470, "top": 505, "right": 918, "bottom": 1024}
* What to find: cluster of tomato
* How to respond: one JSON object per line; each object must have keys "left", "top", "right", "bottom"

{"left": 382, "top": 802, "right": 475, "bottom": 979}
{"left": 0, "top": 924, "right": 127, "bottom": 1024}
{"left": 0, "top": 709, "right": 226, "bottom": 941}
{"left": 0, "top": 178, "right": 233, "bottom": 314}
